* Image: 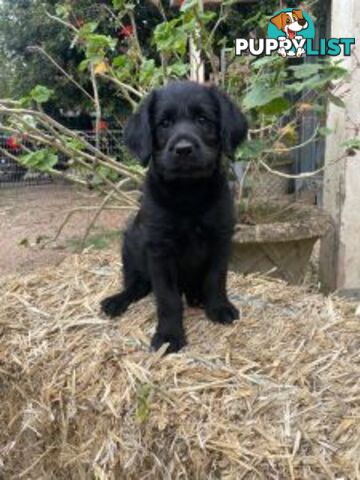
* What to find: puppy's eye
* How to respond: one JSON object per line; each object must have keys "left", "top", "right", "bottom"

{"left": 159, "top": 118, "right": 172, "bottom": 128}
{"left": 286, "top": 18, "right": 291, "bottom": 24}
{"left": 196, "top": 115, "right": 207, "bottom": 125}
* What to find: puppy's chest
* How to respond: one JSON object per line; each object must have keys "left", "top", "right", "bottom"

{"left": 174, "top": 218, "right": 208, "bottom": 253}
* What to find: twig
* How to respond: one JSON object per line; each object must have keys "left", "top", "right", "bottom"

{"left": 154, "top": 0, "right": 168, "bottom": 21}
{"left": 128, "top": 9, "right": 143, "bottom": 58}
{"left": 80, "top": 178, "right": 132, "bottom": 246}
{"left": 48, "top": 205, "right": 136, "bottom": 246}
{"left": 27, "top": 46, "right": 94, "bottom": 103}
{"left": 1, "top": 118, "right": 141, "bottom": 207}
{"left": 264, "top": 125, "right": 320, "bottom": 154}
{"left": 2, "top": 116, "right": 142, "bottom": 188}
{"left": 0, "top": 106, "right": 144, "bottom": 181}
{"left": 0, "top": 99, "right": 21, "bottom": 106}
{"left": 100, "top": 4, "right": 120, "bottom": 22}
{"left": 45, "top": 11, "right": 79, "bottom": 33}
{"left": 260, "top": 159, "right": 324, "bottom": 180}
{"left": 101, "top": 73, "right": 144, "bottom": 99}
{"left": 90, "top": 63, "right": 102, "bottom": 152}
{"left": 160, "top": 53, "right": 168, "bottom": 83}
{"left": 99, "top": 73, "right": 138, "bottom": 110}
{"left": 238, "top": 159, "right": 252, "bottom": 200}
{"left": 249, "top": 124, "right": 274, "bottom": 135}
{"left": 0, "top": 145, "right": 89, "bottom": 188}
{"left": 19, "top": 447, "right": 55, "bottom": 478}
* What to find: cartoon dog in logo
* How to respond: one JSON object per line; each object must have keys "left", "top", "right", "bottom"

{"left": 270, "top": 9, "right": 308, "bottom": 57}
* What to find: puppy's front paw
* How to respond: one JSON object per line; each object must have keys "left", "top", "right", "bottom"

{"left": 150, "top": 332, "right": 186, "bottom": 353}
{"left": 101, "top": 293, "right": 129, "bottom": 318}
{"left": 206, "top": 301, "right": 239, "bottom": 325}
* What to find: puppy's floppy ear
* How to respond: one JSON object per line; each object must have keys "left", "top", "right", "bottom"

{"left": 292, "top": 9, "right": 304, "bottom": 19}
{"left": 124, "top": 91, "right": 155, "bottom": 166}
{"left": 270, "top": 12, "right": 285, "bottom": 30}
{"left": 211, "top": 87, "right": 248, "bottom": 158}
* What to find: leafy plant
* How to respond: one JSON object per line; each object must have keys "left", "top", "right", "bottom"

{"left": 19, "top": 149, "right": 58, "bottom": 172}
{"left": 0, "top": 0, "right": 356, "bottom": 243}
{"left": 229, "top": 53, "right": 349, "bottom": 173}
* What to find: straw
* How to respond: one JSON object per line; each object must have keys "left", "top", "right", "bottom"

{"left": 0, "top": 251, "right": 359, "bottom": 479}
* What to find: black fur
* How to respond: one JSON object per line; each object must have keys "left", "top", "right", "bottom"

{"left": 101, "top": 81, "right": 248, "bottom": 353}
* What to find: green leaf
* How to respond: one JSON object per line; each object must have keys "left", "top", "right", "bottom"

{"left": 78, "top": 22, "right": 98, "bottom": 37}
{"left": 153, "top": 19, "right": 187, "bottom": 55}
{"left": 139, "top": 59, "right": 156, "bottom": 83}
{"left": 318, "top": 126, "right": 333, "bottom": 136}
{"left": 341, "top": 137, "right": 360, "bottom": 151}
{"left": 18, "top": 150, "right": 58, "bottom": 172}
{"left": 199, "top": 11, "right": 216, "bottom": 23}
{"left": 180, "top": 0, "right": 198, "bottom": 12}
{"left": 322, "top": 60, "right": 349, "bottom": 80}
{"left": 287, "top": 75, "right": 329, "bottom": 93}
{"left": 243, "top": 85, "right": 284, "bottom": 110}
{"left": 112, "top": 55, "right": 134, "bottom": 82}
{"left": 84, "top": 34, "right": 117, "bottom": 60}
{"left": 30, "top": 85, "right": 54, "bottom": 104}
{"left": 261, "top": 97, "right": 290, "bottom": 115}
{"left": 236, "top": 139, "right": 268, "bottom": 160}
{"left": 112, "top": 0, "right": 125, "bottom": 9}
{"left": 96, "top": 165, "right": 119, "bottom": 182}
{"left": 328, "top": 92, "right": 346, "bottom": 109}
{"left": 112, "top": 55, "right": 128, "bottom": 69}
{"left": 251, "top": 55, "right": 282, "bottom": 70}
{"left": 65, "top": 138, "right": 85, "bottom": 151}
{"left": 168, "top": 61, "right": 189, "bottom": 78}
{"left": 19, "top": 96, "right": 32, "bottom": 107}
{"left": 288, "top": 63, "right": 323, "bottom": 79}
{"left": 55, "top": 5, "right": 70, "bottom": 18}
{"left": 78, "top": 59, "right": 90, "bottom": 72}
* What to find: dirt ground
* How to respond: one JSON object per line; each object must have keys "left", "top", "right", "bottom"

{"left": 0, "top": 181, "right": 321, "bottom": 285}
{"left": 0, "top": 182, "right": 130, "bottom": 276}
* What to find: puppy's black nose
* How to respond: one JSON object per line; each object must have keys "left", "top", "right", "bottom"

{"left": 298, "top": 18, "right": 306, "bottom": 26}
{"left": 175, "top": 140, "right": 193, "bottom": 157}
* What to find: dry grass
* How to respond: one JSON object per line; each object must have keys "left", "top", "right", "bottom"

{"left": 0, "top": 251, "right": 359, "bottom": 479}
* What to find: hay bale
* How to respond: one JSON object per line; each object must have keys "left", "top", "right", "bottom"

{"left": 0, "top": 252, "right": 359, "bottom": 479}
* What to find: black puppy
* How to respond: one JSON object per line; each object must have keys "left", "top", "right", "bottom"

{"left": 101, "top": 81, "right": 247, "bottom": 352}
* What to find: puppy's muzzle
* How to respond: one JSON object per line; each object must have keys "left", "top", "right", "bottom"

{"left": 298, "top": 18, "right": 307, "bottom": 27}
{"left": 164, "top": 134, "right": 213, "bottom": 179}
{"left": 174, "top": 139, "right": 193, "bottom": 158}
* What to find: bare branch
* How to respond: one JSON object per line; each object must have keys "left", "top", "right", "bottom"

{"left": 263, "top": 125, "right": 320, "bottom": 154}
{"left": 80, "top": 178, "right": 132, "bottom": 246}
{"left": 260, "top": 159, "right": 324, "bottom": 180}
{"left": 0, "top": 106, "right": 144, "bottom": 182}
{"left": 90, "top": 63, "right": 102, "bottom": 152}
{"left": 101, "top": 72, "right": 145, "bottom": 99}
{"left": 48, "top": 205, "right": 136, "bottom": 246}
{"left": 45, "top": 10, "right": 79, "bottom": 33}
{"left": 27, "top": 46, "right": 94, "bottom": 103}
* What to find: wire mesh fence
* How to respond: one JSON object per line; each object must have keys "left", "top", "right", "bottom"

{"left": 0, "top": 130, "right": 124, "bottom": 189}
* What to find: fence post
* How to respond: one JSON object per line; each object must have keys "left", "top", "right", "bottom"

{"left": 319, "top": 0, "right": 360, "bottom": 297}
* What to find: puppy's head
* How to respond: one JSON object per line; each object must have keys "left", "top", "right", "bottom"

{"left": 270, "top": 9, "right": 308, "bottom": 39}
{"left": 124, "top": 81, "right": 247, "bottom": 181}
